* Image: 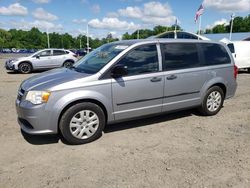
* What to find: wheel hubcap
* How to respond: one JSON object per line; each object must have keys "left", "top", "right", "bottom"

{"left": 20, "top": 64, "right": 30, "bottom": 73}
{"left": 64, "top": 62, "right": 71, "bottom": 68}
{"left": 69, "top": 110, "right": 99, "bottom": 139}
{"left": 206, "top": 91, "right": 222, "bottom": 112}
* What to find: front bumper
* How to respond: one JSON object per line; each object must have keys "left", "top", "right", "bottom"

{"left": 16, "top": 99, "right": 57, "bottom": 135}
{"left": 5, "top": 60, "right": 17, "bottom": 71}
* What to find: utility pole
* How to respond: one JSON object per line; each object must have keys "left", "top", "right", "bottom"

{"left": 229, "top": 13, "right": 235, "bottom": 40}
{"left": 46, "top": 28, "right": 50, "bottom": 48}
{"left": 86, "top": 23, "right": 89, "bottom": 53}
{"left": 80, "top": 36, "right": 82, "bottom": 49}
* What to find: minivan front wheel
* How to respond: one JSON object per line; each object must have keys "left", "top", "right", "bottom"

{"left": 59, "top": 102, "right": 105, "bottom": 144}
{"left": 199, "top": 86, "right": 224, "bottom": 116}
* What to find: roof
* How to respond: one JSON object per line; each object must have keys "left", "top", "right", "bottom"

{"left": 113, "top": 38, "right": 223, "bottom": 45}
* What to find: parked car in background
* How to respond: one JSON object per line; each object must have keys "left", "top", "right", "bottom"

{"left": 221, "top": 39, "right": 250, "bottom": 72}
{"left": 5, "top": 48, "right": 78, "bottom": 73}
{"left": 16, "top": 39, "right": 237, "bottom": 144}
{"left": 1, "top": 48, "right": 12, "bottom": 53}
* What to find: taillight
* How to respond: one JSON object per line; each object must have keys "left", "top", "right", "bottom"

{"left": 234, "top": 65, "right": 238, "bottom": 79}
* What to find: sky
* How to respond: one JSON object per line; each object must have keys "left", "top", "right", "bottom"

{"left": 0, "top": 0, "right": 249, "bottom": 39}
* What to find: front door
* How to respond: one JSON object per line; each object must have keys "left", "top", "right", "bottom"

{"left": 111, "top": 44, "right": 164, "bottom": 120}
{"left": 32, "top": 50, "right": 52, "bottom": 69}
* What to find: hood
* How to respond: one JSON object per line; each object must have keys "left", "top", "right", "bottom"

{"left": 13, "top": 55, "right": 31, "bottom": 61}
{"left": 21, "top": 68, "right": 91, "bottom": 91}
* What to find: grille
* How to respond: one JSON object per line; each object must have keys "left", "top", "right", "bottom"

{"left": 18, "top": 118, "right": 34, "bottom": 129}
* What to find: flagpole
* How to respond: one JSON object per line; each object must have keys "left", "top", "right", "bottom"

{"left": 229, "top": 13, "right": 235, "bottom": 40}
{"left": 198, "top": 15, "right": 202, "bottom": 40}
{"left": 174, "top": 19, "right": 177, "bottom": 39}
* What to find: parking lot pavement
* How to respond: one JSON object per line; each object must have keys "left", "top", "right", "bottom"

{"left": 0, "top": 54, "right": 250, "bottom": 188}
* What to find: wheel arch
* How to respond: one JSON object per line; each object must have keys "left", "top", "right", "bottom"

{"left": 63, "top": 59, "right": 75, "bottom": 64}
{"left": 57, "top": 98, "right": 108, "bottom": 131}
{"left": 18, "top": 61, "right": 33, "bottom": 69}
{"left": 208, "top": 83, "right": 227, "bottom": 97}
{"left": 17, "top": 61, "right": 33, "bottom": 72}
{"left": 201, "top": 77, "right": 228, "bottom": 101}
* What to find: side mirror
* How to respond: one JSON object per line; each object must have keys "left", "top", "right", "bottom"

{"left": 111, "top": 65, "right": 128, "bottom": 78}
{"left": 36, "top": 55, "right": 40, "bottom": 59}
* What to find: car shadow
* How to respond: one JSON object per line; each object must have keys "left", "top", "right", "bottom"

{"left": 7, "top": 70, "right": 46, "bottom": 74}
{"left": 104, "top": 109, "right": 198, "bottom": 133}
{"left": 21, "top": 109, "right": 199, "bottom": 145}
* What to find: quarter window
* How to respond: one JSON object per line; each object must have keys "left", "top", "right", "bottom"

{"left": 117, "top": 44, "right": 159, "bottom": 76}
{"left": 202, "top": 43, "right": 231, "bottom": 65}
{"left": 162, "top": 43, "right": 200, "bottom": 71}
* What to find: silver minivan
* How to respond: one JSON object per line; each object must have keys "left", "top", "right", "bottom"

{"left": 16, "top": 39, "right": 238, "bottom": 144}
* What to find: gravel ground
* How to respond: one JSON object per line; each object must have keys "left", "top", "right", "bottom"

{"left": 0, "top": 54, "right": 250, "bottom": 188}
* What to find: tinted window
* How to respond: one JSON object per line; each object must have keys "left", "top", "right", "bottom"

{"left": 53, "top": 50, "right": 65, "bottom": 56}
{"left": 162, "top": 43, "right": 200, "bottom": 71}
{"left": 159, "top": 32, "right": 175, "bottom": 38}
{"left": 202, "top": 43, "right": 231, "bottom": 65}
{"left": 227, "top": 43, "right": 235, "bottom": 53}
{"left": 177, "top": 32, "right": 198, "bottom": 39}
{"left": 117, "top": 44, "right": 159, "bottom": 76}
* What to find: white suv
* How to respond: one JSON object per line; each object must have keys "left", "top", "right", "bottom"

{"left": 5, "top": 49, "right": 78, "bottom": 73}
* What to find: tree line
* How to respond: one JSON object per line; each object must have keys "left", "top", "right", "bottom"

{"left": 205, "top": 14, "right": 250, "bottom": 34}
{"left": 0, "top": 15, "right": 249, "bottom": 50}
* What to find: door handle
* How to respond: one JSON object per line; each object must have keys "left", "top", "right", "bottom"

{"left": 166, "top": 75, "right": 177, "bottom": 80}
{"left": 150, "top": 77, "right": 162, "bottom": 82}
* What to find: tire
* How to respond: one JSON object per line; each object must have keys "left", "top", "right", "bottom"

{"left": 63, "top": 61, "right": 73, "bottom": 68}
{"left": 198, "top": 86, "right": 224, "bottom": 116}
{"left": 18, "top": 62, "right": 32, "bottom": 74}
{"left": 247, "top": 68, "right": 250, "bottom": 73}
{"left": 59, "top": 102, "right": 105, "bottom": 144}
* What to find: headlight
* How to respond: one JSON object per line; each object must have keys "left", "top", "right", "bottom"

{"left": 25, "top": 91, "right": 51, "bottom": 104}
{"left": 10, "top": 59, "right": 18, "bottom": 64}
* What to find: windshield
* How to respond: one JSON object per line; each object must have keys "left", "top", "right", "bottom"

{"left": 72, "top": 43, "right": 129, "bottom": 74}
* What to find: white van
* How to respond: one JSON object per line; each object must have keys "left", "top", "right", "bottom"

{"left": 226, "top": 41, "right": 250, "bottom": 72}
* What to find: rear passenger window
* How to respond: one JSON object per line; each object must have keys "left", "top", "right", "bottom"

{"left": 117, "top": 44, "right": 159, "bottom": 76}
{"left": 202, "top": 43, "right": 231, "bottom": 65}
{"left": 162, "top": 43, "right": 200, "bottom": 71}
{"left": 53, "top": 50, "right": 65, "bottom": 56}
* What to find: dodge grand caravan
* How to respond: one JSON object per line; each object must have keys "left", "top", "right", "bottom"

{"left": 16, "top": 39, "right": 237, "bottom": 144}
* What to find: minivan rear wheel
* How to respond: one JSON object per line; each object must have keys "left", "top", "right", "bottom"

{"left": 199, "top": 86, "right": 224, "bottom": 116}
{"left": 59, "top": 102, "right": 105, "bottom": 144}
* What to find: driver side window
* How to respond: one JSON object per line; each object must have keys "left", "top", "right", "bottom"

{"left": 38, "top": 50, "right": 51, "bottom": 57}
{"left": 117, "top": 44, "right": 159, "bottom": 76}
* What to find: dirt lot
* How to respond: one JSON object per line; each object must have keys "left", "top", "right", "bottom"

{"left": 0, "top": 54, "right": 250, "bottom": 188}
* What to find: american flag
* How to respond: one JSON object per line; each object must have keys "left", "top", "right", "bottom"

{"left": 195, "top": 4, "right": 204, "bottom": 23}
